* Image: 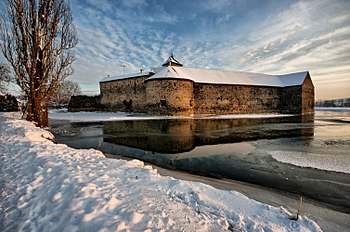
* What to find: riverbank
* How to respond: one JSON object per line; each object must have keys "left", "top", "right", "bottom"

{"left": 0, "top": 112, "right": 322, "bottom": 231}
{"left": 104, "top": 153, "right": 350, "bottom": 232}
{"left": 154, "top": 164, "right": 350, "bottom": 232}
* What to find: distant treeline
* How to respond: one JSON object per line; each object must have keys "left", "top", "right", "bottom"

{"left": 316, "top": 98, "right": 350, "bottom": 107}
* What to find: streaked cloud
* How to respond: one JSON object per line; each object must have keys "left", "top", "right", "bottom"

{"left": 1, "top": 0, "right": 349, "bottom": 99}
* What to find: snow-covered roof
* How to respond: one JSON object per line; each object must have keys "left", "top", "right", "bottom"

{"left": 162, "top": 55, "right": 183, "bottom": 67}
{"left": 146, "top": 66, "right": 309, "bottom": 87}
{"left": 100, "top": 72, "right": 151, "bottom": 83}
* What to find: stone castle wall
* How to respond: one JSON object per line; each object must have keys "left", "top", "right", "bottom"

{"left": 99, "top": 74, "right": 314, "bottom": 115}
{"left": 194, "top": 84, "right": 282, "bottom": 115}
{"left": 280, "top": 86, "right": 302, "bottom": 114}
{"left": 100, "top": 75, "right": 150, "bottom": 112}
{"left": 301, "top": 75, "right": 315, "bottom": 114}
{"left": 145, "top": 79, "right": 194, "bottom": 115}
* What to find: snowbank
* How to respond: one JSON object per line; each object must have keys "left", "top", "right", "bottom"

{"left": 0, "top": 113, "right": 322, "bottom": 231}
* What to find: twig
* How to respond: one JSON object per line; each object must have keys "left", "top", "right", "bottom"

{"left": 290, "top": 196, "right": 303, "bottom": 221}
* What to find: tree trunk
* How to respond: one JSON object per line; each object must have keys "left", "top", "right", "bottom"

{"left": 26, "top": 88, "right": 48, "bottom": 128}
{"left": 33, "top": 90, "right": 43, "bottom": 127}
{"left": 41, "top": 99, "right": 49, "bottom": 128}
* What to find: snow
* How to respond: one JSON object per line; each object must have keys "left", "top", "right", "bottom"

{"left": 162, "top": 55, "right": 183, "bottom": 67}
{"left": 100, "top": 71, "right": 151, "bottom": 83}
{"left": 49, "top": 111, "right": 193, "bottom": 122}
{"left": 99, "top": 61, "right": 308, "bottom": 87}
{"left": 49, "top": 110, "right": 293, "bottom": 122}
{"left": 0, "top": 112, "right": 322, "bottom": 231}
{"left": 200, "top": 113, "right": 293, "bottom": 119}
{"left": 268, "top": 150, "right": 350, "bottom": 174}
{"left": 146, "top": 66, "right": 308, "bottom": 87}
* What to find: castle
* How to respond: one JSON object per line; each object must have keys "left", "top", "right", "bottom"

{"left": 99, "top": 56, "right": 314, "bottom": 115}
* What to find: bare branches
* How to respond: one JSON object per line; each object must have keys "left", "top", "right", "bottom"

{"left": 50, "top": 80, "right": 81, "bottom": 107}
{"left": 1, "top": 0, "right": 78, "bottom": 127}
{"left": 0, "top": 64, "right": 13, "bottom": 94}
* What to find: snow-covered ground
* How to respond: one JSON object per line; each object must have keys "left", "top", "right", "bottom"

{"left": 0, "top": 112, "right": 322, "bottom": 231}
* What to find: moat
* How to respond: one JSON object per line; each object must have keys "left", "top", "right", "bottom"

{"left": 50, "top": 110, "right": 350, "bottom": 216}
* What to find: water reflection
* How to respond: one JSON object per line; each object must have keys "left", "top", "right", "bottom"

{"left": 102, "top": 115, "right": 315, "bottom": 154}
{"left": 103, "top": 120, "right": 195, "bottom": 153}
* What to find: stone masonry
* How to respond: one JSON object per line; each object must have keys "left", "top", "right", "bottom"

{"left": 99, "top": 56, "right": 314, "bottom": 116}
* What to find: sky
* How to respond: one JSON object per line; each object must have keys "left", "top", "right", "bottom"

{"left": 2, "top": 0, "right": 350, "bottom": 100}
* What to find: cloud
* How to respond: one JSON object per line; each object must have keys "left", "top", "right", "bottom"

{"left": 69, "top": 0, "right": 188, "bottom": 91}
{"left": 121, "top": 0, "right": 148, "bottom": 8}
{"left": 2, "top": 0, "right": 348, "bottom": 99}
{"left": 243, "top": 0, "right": 350, "bottom": 99}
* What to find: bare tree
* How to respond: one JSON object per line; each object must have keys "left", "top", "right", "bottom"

{"left": 0, "top": 64, "right": 13, "bottom": 94}
{"left": 1, "top": 0, "right": 78, "bottom": 127}
{"left": 50, "top": 80, "right": 81, "bottom": 107}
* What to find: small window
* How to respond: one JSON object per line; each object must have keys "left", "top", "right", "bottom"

{"left": 190, "top": 100, "right": 193, "bottom": 107}
{"left": 160, "top": 100, "right": 167, "bottom": 107}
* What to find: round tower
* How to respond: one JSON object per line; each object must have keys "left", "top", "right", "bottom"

{"left": 146, "top": 55, "right": 194, "bottom": 116}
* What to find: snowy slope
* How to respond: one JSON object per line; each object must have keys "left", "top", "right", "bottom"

{"left": 0, "top": 113, "right": 321, "bottom": 232}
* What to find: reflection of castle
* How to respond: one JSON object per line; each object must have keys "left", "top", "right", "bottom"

{"left": 102, "top": 115, "right": 315, "bottom": 154}
{"left": 100, "top": 56, "right": 314, "bottom": 116}
{"left": 103, "top": 120, "right": 195, "bottom": 153}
